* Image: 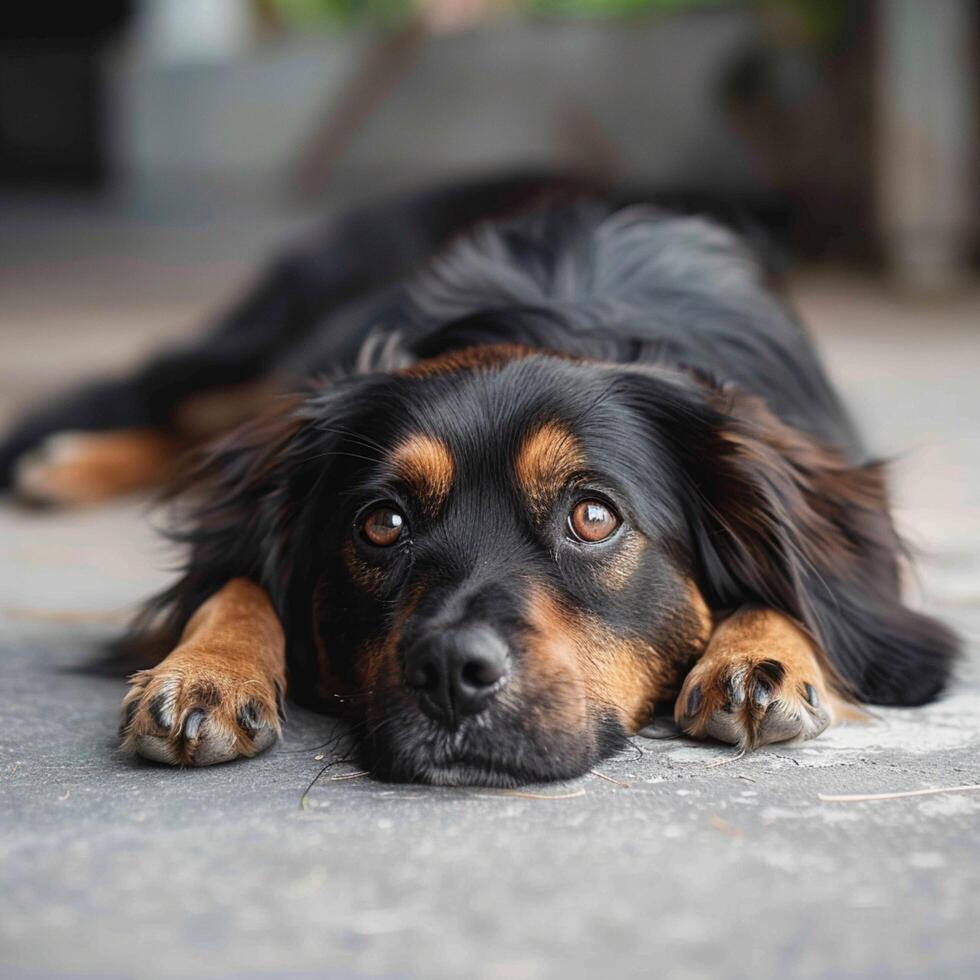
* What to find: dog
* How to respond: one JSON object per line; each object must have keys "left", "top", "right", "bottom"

{"left": 1, "top": 173, "right": 958, "bottom": 785}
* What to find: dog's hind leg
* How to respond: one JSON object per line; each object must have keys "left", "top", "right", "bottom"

{"left": 10, "top": 378, "right": 276, "bottom": 506}
{"left": 13, "top": 428, "right": 183, "bottom": 506}
{"left": 0, "top": 235, "right": 363, "bottom": 503}
{"left": 1, "top": 172, "right": 577, "bottom": 504}
{"left": 119, "top": 578, "right": 286, "bottom": 766}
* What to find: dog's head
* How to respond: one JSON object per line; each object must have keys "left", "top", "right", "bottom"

{"left": 314, "top": 350, "right": 715, "bottom": 785}
{"left": 161, "top": 345, "right": 897, "bottom": 784}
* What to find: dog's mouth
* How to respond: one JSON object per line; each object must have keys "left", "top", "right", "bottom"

{"left": 358, "top": 706, "right": 629, "bottom": 787}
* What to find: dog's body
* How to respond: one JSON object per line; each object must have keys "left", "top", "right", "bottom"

{"left": 2, "top": 174, "right": 958, "bottom": 785}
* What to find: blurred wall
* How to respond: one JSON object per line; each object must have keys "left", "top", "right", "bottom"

{"left": 112, "top": 9, "right": 765, "bottom": 197}
{"left": 2, "top": 1, "right": 975, "bottom": 280}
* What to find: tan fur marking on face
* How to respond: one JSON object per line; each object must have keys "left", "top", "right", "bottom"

{"left": 602, "top": 532, "right": 647, "bottom": 590}
{"left": 526, "top": 587, "right": 671, "bottom": 732}
{"left": 634, "top": 578, "right": 713, "bottom": 675}
{"left": 523, "top": 588, "right": 592, "bottom": 734}
{"left": 514, "top": 422, "right": 584, "bottom": 517}
{"left": 359, "top": 585, "right": 425, "bottom": 700}
{"left": 391, "top": 434, "right": 454, "bottom": 515}
{"left": 341, "top": 540, "right": 385, "bottom": 597}
{"left": 584, "top": 630, "right": 672, "bottom": 731}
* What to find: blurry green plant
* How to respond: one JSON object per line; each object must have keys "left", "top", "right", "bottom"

{"left": 266, "top": 0, "right": 847, "bottom": 39}
{"left": 528, "top": 0, "right": 732, "bottom": 17}
{"left": 268, "top": 0, "right": 412, "bottom": 26}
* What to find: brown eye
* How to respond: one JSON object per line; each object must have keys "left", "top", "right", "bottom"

{"left": 568, "top": 499, "right": 620, "bottom": 543}
{"left": 361, "top": 507, "right": 406, "bottom": 547}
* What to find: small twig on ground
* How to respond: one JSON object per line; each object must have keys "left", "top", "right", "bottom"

{"left": 818, "top": 783, "right": 980, "bottom": 803}
{"left": 495, "top": 788, "right": 587, "bottom": 801}
{"left": 708, "top": 815, "right": 742, "bottom": 837}
{"left": 705, "top": 750, "right": 746, "bottom": 769}
{"left": 325, "top": 770, "right": 369, "bottom": 782}
{"left": 590, "top": 769, "right": 631, "bottom": 789}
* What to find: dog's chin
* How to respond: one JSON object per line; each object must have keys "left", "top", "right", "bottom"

{"left": 417, "top": 762, "right": 547, "bottom": 788}
{"left": 360, "top": 707, "right": 630, "bottom": 787}
{"left": 368, "top": 754, "right": 595, "bottom": 788}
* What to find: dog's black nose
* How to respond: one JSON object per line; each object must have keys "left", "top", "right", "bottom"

{"left": 404, "top": 625, "right": 510, "bottom": 725}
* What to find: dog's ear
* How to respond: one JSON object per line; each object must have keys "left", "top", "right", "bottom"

{"left": 138, "top": 385, "right": 353, "bottom": 652}
{"left": 618, "top": 369, "right": 958, "bottom": 705}
{"left": 680, "top": 385, "right": 897, "bottom": 614}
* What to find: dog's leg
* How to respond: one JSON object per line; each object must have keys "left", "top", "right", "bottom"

{"left": 673, "top": 607, "right": 858, "bottom": 749}
{"left": 14, "top": 428, "right": 182, "bottom": 505}
{"left": 120, "top": 579, "right": 286, "bottom": 766}
{"left": 2, "top": 173, "right": 578, "bottom": 502}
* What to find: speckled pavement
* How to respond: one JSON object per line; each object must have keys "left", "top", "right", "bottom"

{"left": 1, "top": 204, "right": 978, "bottom": 978}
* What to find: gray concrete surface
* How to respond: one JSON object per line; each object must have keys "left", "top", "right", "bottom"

{"left": 1, "top": 202, "right": 979, "bottom": 978}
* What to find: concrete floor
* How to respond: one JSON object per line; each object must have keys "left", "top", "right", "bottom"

{"left": 1, "top": 199, "right": 979, "bottom": 979}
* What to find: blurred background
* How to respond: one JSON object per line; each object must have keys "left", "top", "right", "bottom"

{"left": 2, "top": 7, "right": 980, "bottom": 978}
{"left": 2, "top": 0, "right": 978, "bottom": 501}
{"left": 0, "top": 0, "right": 975, "bottom": 505}
{"left": 0, "top": 0, "right": 978, "bottom": 507}
{"left": 0, "top": 0, "right": 974, "bottom": 517}
{"left": 1, "top": 0, "right": 976, "bottom": 263}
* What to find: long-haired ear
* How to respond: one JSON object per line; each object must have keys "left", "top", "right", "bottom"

{"left": 623, "top": 370, "right": 959, "bottom": 705}
{"left": 684, "top": 386, "right": 900, "bottom": 613}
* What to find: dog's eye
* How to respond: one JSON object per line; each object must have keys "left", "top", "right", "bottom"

{"left": 361, "top": 506, "right": 407, "bottom": 547}
{"left": 568, "top": 499, "right": 620, "bottom": 543}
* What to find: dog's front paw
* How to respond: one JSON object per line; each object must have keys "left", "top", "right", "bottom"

{"left": 672, "top": 608, "right": 842, "bottom": 750}
{"left": 675, "top": 655, "right": 831, "bottom": 749}
{"left": 119, "top": 650, "right": 284, "bottom": 766}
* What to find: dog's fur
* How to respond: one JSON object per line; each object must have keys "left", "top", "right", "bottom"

{"left": 1, "top": 173, "right": 958, "bottom": 784}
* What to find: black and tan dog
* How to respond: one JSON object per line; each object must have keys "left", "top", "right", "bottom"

{"left": 1, "top": 174, "right": 958, "bottom": 784}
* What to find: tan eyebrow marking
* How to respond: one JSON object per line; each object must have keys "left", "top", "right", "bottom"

{"left": 390, "top": 434, "right": 454, "bottom": 514}
{"left": 514, "top": 421, "right": 584, "bottom": 516}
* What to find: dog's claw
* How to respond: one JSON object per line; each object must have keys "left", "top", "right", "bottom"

{"left": 750, "top": 678, "right": 772, "bottom": 710}
{"left": 182, "top": 709, "right": 206, "bottom": 740}
{"left": 685, "top": 684, "right": 702, "bottom": 719}
{"left": 723, "top": 673, "right": 745, "bottom": 710}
